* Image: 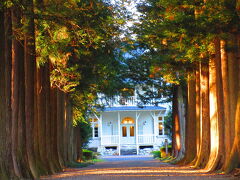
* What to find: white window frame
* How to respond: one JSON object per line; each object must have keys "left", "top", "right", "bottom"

{"left": 158, "top": 116, "right": 164, "bottom": 136}
{"left": 91, "top": 118, "right": 99, "bottom": 138}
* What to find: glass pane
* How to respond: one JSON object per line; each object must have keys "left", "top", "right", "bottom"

{"left": 122, "top": 126, "right": 127, "bottom": 137}
{"left": 159, "top": 122, "right": 163, "bottom": 135}
{"left": 130, "top": 126, "right": 134, "bottom": 137}
{"left": 158, "top": 117, "right": 162, "bottom": 121}
{"left": 94, "top": 127, "right": 98, "bottom": 137}
{"left": 122, "top": 117, "right": 134, "bottom": 124}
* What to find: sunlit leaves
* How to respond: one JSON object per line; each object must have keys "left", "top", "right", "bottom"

{"left": 134, "top": 0, "right": 240, "bottom": 88}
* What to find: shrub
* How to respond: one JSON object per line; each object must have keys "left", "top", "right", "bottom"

{"left": 82, "top": 149, "right": 94, "bottom": 160}
{"left": 82, "top": 149, "right": 98, "bottom": 161}
{"left": 160, "top": 145, "right": 172, "bottom": 157}
{"left": 151, "top": 150, "right": 161, "bottom": 158}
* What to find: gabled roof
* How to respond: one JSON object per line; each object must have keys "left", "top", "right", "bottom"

{"left": 100, "top": 106, "right": 166, "bottom": 112}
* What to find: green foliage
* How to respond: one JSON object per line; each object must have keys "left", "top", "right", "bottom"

{"left": 33, "top": 0, "right": 132, "bottom": 128}
{"left": 76, "top": 119, "right": 92, "bottom": 145}
{"left": 164, "top": 109, "right": 173, "bottom": 138}
{"left": 133, "top": 0, "right": 240, "bottom": 85}
{"left": 160, "top": 145, "right": 172, "bottom": 157}
{"left": 82, "top": 149, "right": 98, "bottom": 161}
{"left": 151, "top": 150, "right": 161, "bottom": 159}
{"left": 66, "top": 161, "right": 93, "bottom": 168}
{"left": 35, "top": 0, "right": 123, "bottom": 94}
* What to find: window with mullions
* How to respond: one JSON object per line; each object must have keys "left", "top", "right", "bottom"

{"left": 91, "top": 118, "right": 98, "bottom": 138}
{"left": 158, "top": 122, "right": 163, "bottom": 135}
{"left": 94, "top": 125, "right": 98, "bottom": 137}
{"left": 158, "top": 116, "right": 164, "bottom": 136}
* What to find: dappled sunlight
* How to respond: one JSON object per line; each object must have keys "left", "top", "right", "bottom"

{"left": 42, "top": 165, "right": 223, "bottom": 179}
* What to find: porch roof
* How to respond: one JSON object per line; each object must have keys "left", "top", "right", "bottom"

{"left": 100, "top": 106, "right": 166, "bottom": 112}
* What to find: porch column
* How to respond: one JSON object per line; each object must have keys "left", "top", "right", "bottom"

{"left": 136, "top": 112, "right": 139, "bottom": 155}
{"left": 100, "top": 114, "right": 103, "bottom": 148}
{"left": 162, "top": 115, "right": 165, "bottom": 135}
{"left": 118, "top": 112, "right": 121, "bottom": 155}
{"left": 153, "top": 111, "right": 157, "bottom": 144}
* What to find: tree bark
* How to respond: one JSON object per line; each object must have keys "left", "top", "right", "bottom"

{"left": 180, "top": 72, "right": 196, "bottom": 165}
{"left": 227, "top": 34, "right": 238, "bottom": 146}
{"left": 225, "top": 90, "right": 240, "bottom": 173}
{"left": 176, "top": 85, "right": 186, "bottom": 162}
{"left": 220, "top": 39, "right": 231, "bottom": 169}
{"left": 214, "top": 38, "right": 225, "bottom": 171}
{"left": 2, "top": 8, "right": 15, "bottom": 179}
{"left": 223, "top": 33, "right": 239, "bottom": 171}
{"left": 50, "top": 87, "right": 62, "bottom": 171}
{"left": 224, "top": 33, "right": 240, "bottom": 173}
{"left": 23, "top": 0, "right": 39, "bottom": 177}
{"left": 0, "top": 9, "right": 10, "bottom": 179}
{"left": 44, "top": 62, "right": 56, "bottom": 173}
{"left": 172, "top": 85, "right": 180, "bottom": 158}
{"left": 205, "top": 39, "right": 223, "bottom": 171}
{"left": 192, "top": 64, "right": 201, "bottom": 165}
{"left": 57, "top": 89, "right": 65, "bottom": 167}
{"left": 195, "top": 61, "right": 210, "bottom": 168}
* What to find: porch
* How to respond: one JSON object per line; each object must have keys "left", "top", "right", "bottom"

{"left": 89, "top": 106, "right": 169, "bottom": 155}
{"left": 101, "top": 134, "right": 155, "bottom": 146}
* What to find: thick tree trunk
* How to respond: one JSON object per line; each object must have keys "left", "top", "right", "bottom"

{"left": 172, "top": 85, "right": 180, "bottom": 158}
{"left": 205, "top": 41, "right": 221, "bottom": 171}
{"left": 11, "top": 5, "right": 32, "bottom": 177}
{"left": 176, "top": 85, "right": 186, "bottom": 162}
{"left": 172, "top": 84, "right": 186, "bottom": 162}
{"left": 192, "top": 64, "right": 201, "bottom": 165}
{"left": 224, "top": 33, "right": 240, "bottom": 173}
{"left": 44, "top": 62, "right": 56, "bottom": 173}
{"left": 0, "top": 9, "right": 10, "bottom": 179}
{"left": 63, "top": 95, "right": 69, "bottom": 164}
{"left": 195, "top": 61, "right": 210, "bottom": 168}
{"left": 227, "top": 34, "right": 238, "bottom": 146}
{"left": 17, "top": 37, "right": 31, "bottom": 178}
{"left": 180, "top": 72, "right": 196, "bottom": 165}
{"left": 57, "top": 89, "right": 65, "bottom": 167}
{"left": 50, "top": 87, "right": 62, "bottom": 171}
{"left": 214, "top": 38, "right": 225, "bottom": 171}
{"left": 67, "top": 103, "right": 74, "bottom": 163}
{"left": 36, "top": 65, "right": 50, "bottom": 174}
{"left": 23, "top": 0, "right": 39, "bottom": 177}
{"left": 223, "top": 33, "right": 239, "bottom": 171}
{"left": 2, "top": 8, "right": 15, "bottom": 179}
{"left": 220, "top": 39, "right": 231, "bottom": 169}
{"left": 225, "top": 91, "right": 240, "bottom": 173}
{"left": 76, "top": 125, "right": 82, "bottom": 162}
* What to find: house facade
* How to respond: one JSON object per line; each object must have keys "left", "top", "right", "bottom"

{"left": 87, "top": 94, "right": 171, "bottom": 155}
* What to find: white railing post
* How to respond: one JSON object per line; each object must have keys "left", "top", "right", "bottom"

{"left": 153, "top": 112, "right": 157, "bottom": 145}
{"left": 136, "top": 112, "right": 139, "bottom": 154}
{"left": 118, "top": 112, "right": 121, "bottom": 155}
{"left": 99, "top": 114, "right": 102, "bottom": 149}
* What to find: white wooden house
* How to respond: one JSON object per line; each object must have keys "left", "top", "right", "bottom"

{"left": 87, "top": 93, "right": 171, "bottom": 155}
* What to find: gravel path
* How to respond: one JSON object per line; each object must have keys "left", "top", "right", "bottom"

{"left": 41, "top": 155, "right": 239, "bottom": 180}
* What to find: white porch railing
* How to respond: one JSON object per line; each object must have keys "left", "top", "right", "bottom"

{"left": 101, "top": 134, "right": 156, "bottom": 145}
{"left": 138, "top": 134, "right": 154, "bottom": 144}
{"left": 102, "top": 135, "right": 119, "bottom": 145}
{"left": 96, "top": 94, "right": 162, "bottom": 107}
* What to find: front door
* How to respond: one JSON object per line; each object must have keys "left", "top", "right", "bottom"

{"left": 121, "top": 125, "right": 135, "bottom": 144}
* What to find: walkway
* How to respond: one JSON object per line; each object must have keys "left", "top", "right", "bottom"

{"left": 41, "top": 155, "right": 239, "bottom": 180}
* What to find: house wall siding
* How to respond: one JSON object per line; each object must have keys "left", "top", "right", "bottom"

{"left": 88, "top": 108, "right": 171, "bottom": 155}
